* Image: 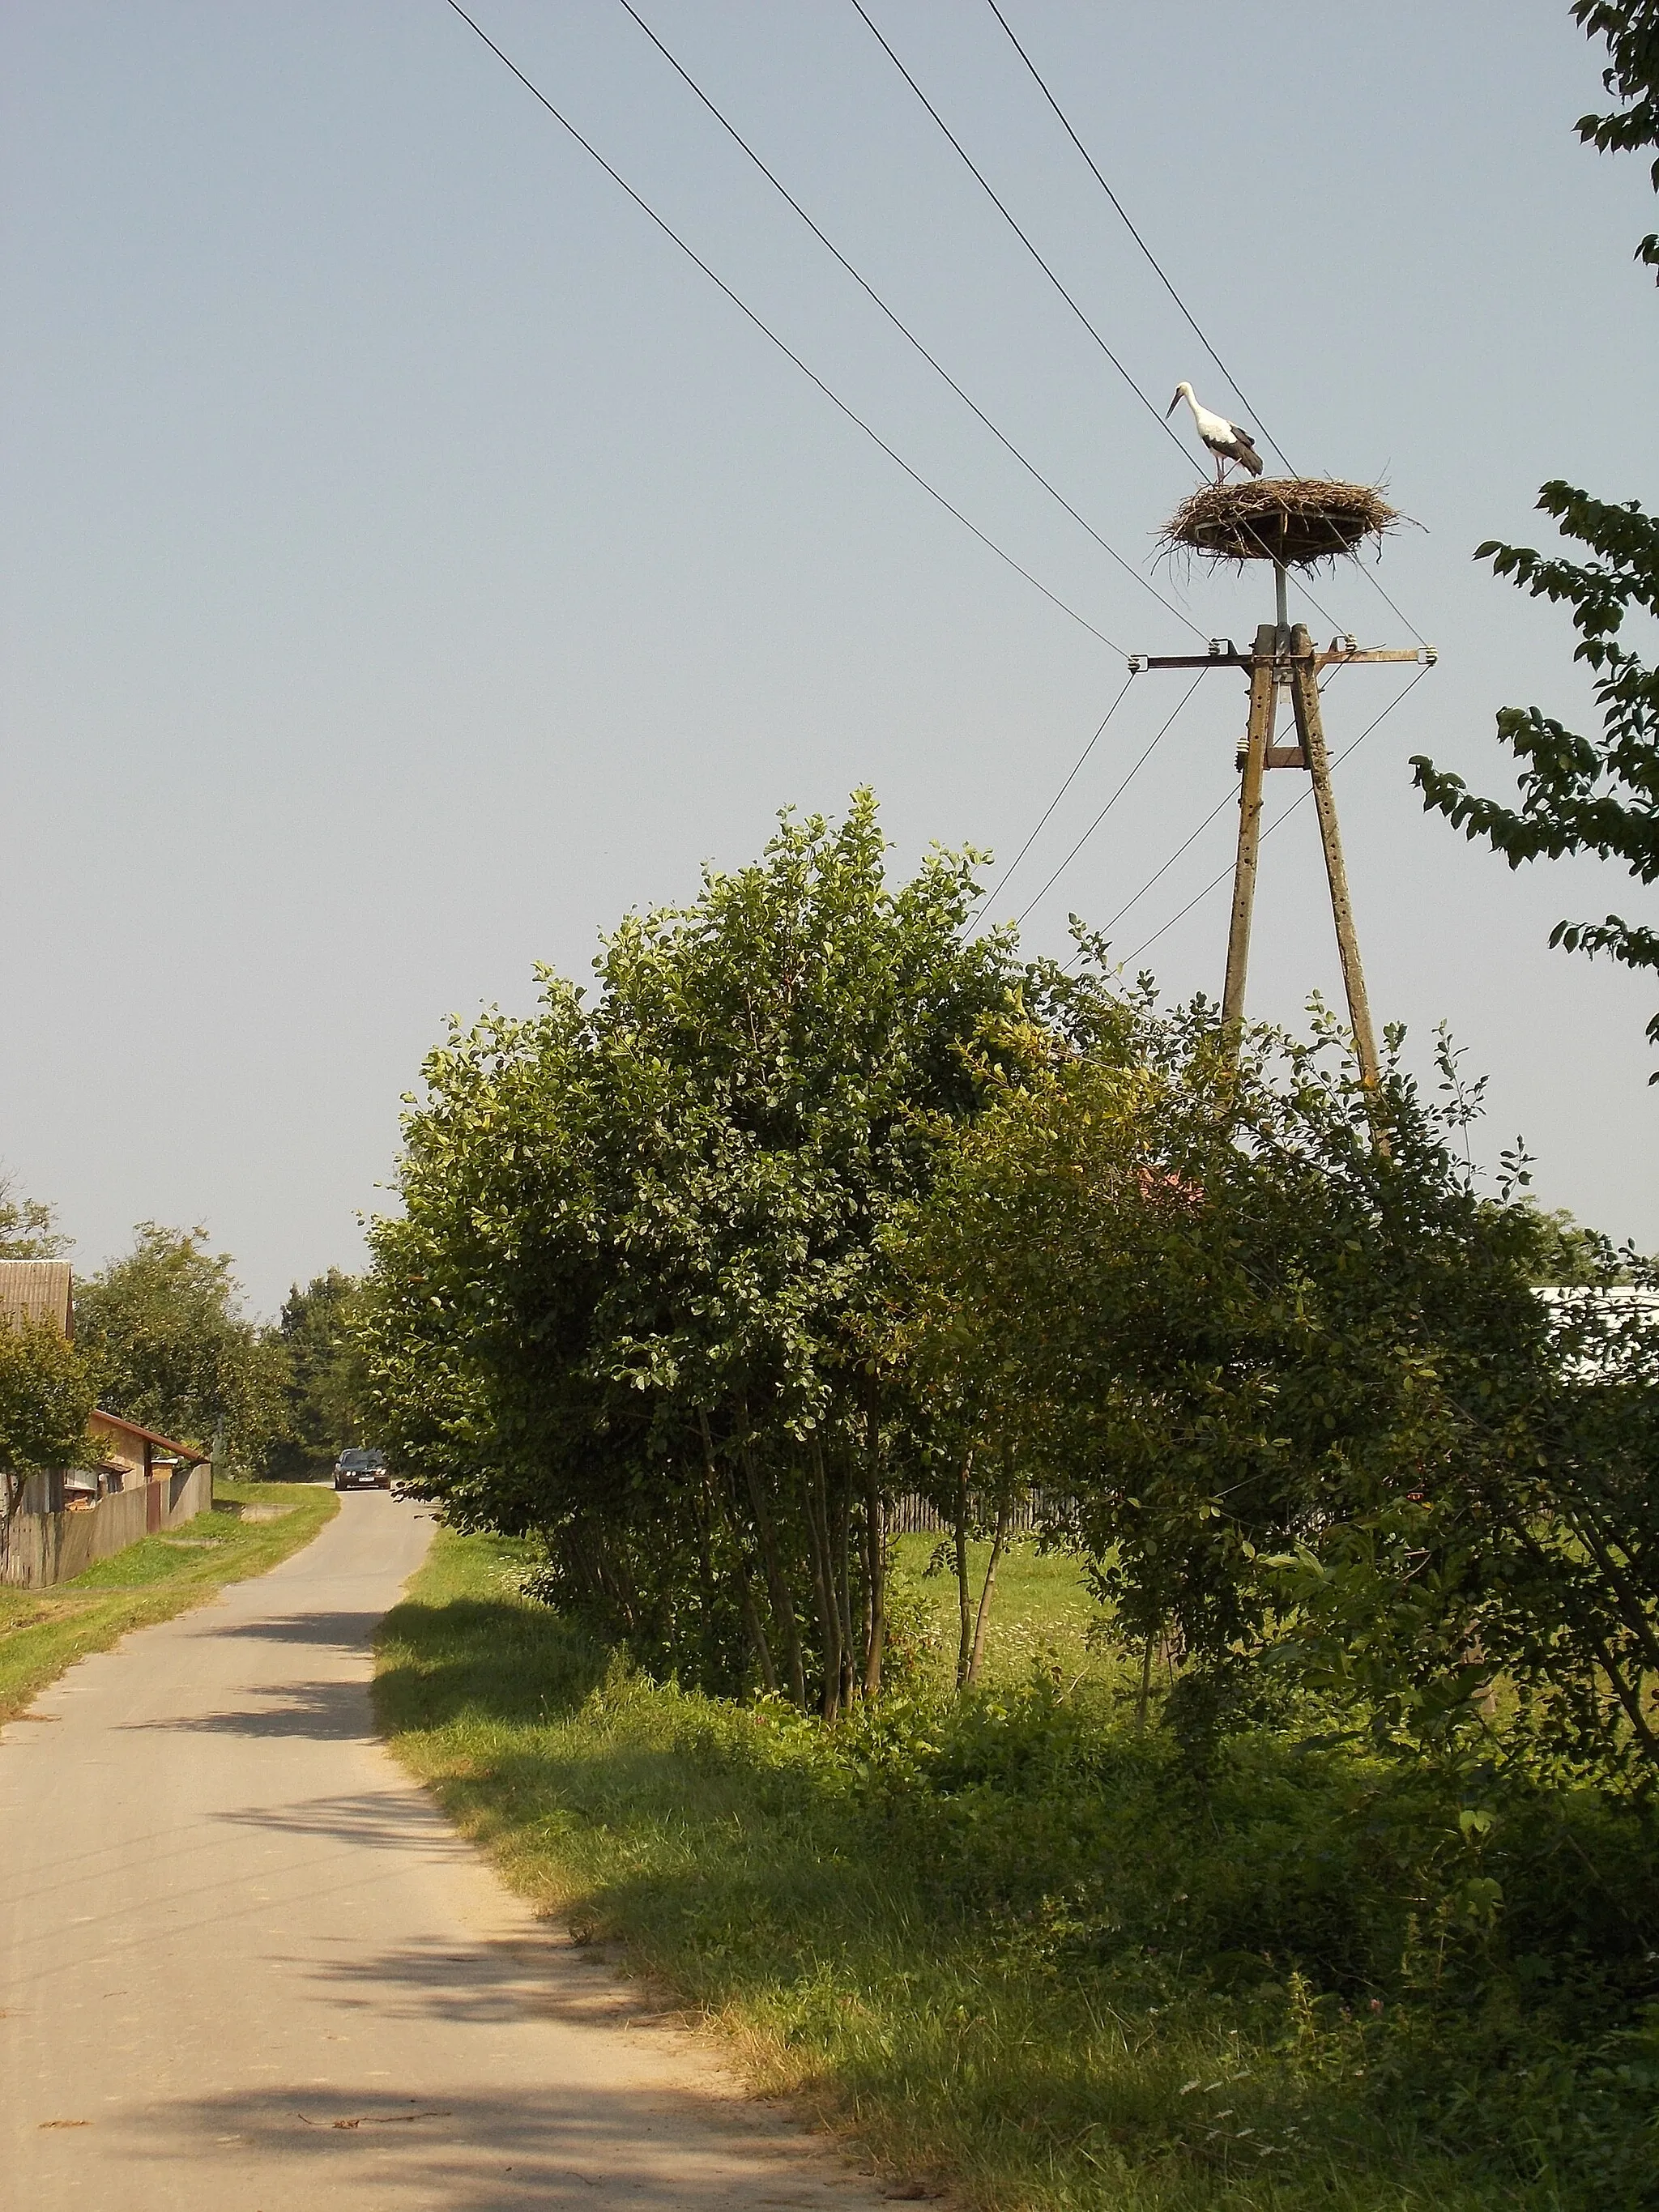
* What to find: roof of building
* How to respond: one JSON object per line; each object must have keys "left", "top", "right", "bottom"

{"left": 0, "top": 1259, "right": 73, "bottom": 1336}
{"left": 88, "top": 1409, "right": 211, "bottom": 1467}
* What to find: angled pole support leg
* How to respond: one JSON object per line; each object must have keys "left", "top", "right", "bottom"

{"left": 1222, "top": 622, "right": 1279, "bottom": 1038}
{"left": 1288, "top": 624, "right": 1390, "bottom": 1147}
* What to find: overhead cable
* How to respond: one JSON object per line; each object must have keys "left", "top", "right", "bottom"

{"left": 847, "top": 0, "right": 1191, "bottom": 462}
{"left": 974, "top": 0, "right": 1427, "bottom": 645}
{"left": 1347, "top": 561, "right": 1427, "bottom": 647}
{"left": 613, "top": 0, "right": 1205, "bottom": 640}
{"left": 850, "top": 1, "right": 1353, "bottom": 641}
{"left": 1094, "top": 787, "right": 1235, "bottom": 941}
{"left": 980, "top": 0, "right": 1290, "bottom": 471}
{"left": 1059, "top": 649, "right": 1363, "bottom": 961}
{"left": 970, "top": 669, "right": 1137, "bottom": 919}
{"left": 443, "top": 0, "right": 1132, "bottom": 655}
{"left": 1013, "top": 672, "right": 1205, "bottom": 927}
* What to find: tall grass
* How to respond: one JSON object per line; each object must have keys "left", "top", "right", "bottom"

{"left": 377, "top": 1529, "right": 1659, "bottom": 2210}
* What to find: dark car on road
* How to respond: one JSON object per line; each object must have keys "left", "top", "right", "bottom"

{"left": 333, "top": 1448, "right": 390, "bottom": 1491}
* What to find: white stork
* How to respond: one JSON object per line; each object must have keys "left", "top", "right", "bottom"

{"left": 1167, "top": 381, "right": 1263, "bottom": 483}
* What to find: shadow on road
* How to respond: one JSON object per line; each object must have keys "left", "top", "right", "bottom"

{"left": 120, "top": 1678, "right": 370, "bottom": 1741}
{"left": 208, "top": 1609, "right": 384, "bottom": 1652}
{"left": 298, "top": 1924, "right": 651, "bottom": 2032}
{"left": 220, "top": 1788, "right": 468, "bottom": 1856}
{"left": 105, "top": 2081, "right": 864, "bottom": 2209}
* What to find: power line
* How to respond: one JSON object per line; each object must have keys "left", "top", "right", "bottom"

{"left": 974, "top": 0, "right": 1428, "bottom": 647}
{"left": 1120, "top": 666, "right": 1430, "bottom": 965}
{"left": 1096, "top": 788, "right": 1235, "bottom": 941}
{"left": 612, "top": 0, "right": 1205, "bottom": 641}
{"left": 970, "top": 669, "right": 1137, "bottom": 918}
{"left": 443, "top": 0, "right": 1131, "bottom": 656}
{"left": 980, "top": 0, "right": 1290, "bottom": 472}
{"left": 983, "top": 550, "right": 1363, "bottom": 931}
{"left": 1345, "top": 557, "right": 1427, "bottom": 647}
{"left": 1013, "top": 673, "right": 1205, "bottom": 927}
{"left": 849, "top": 2, "right": 1351, "bottom": 643}
{"left": 847, "top": 0, "right": 1189, "bottom": 462}
{"left": 1062, "top": 647, "right": 1358, "bottom": 962}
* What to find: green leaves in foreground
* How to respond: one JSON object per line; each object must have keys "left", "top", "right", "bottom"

{"left": 894, "top": 1003, "right": 1659, "bottom": 1792}
{"left": 380, "top": 1532, "right": 1659, "bottom": 2212}
{"left": 1413, "top": 484, "right": 1659, "bottom": 1073}
{"left": 361, "top": 794, "right": 1081, "bottom": 1715}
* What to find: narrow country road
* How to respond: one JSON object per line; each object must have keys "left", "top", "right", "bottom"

{"left": 0, "top": 1495, "right": 890, "bottom": 2210}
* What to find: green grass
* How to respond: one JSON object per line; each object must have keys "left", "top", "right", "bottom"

{"left": 0, "top": 1479, "right": 338, "bottom": 1721}
{"left": 887, "top": 1529, "right": 1109, "bottom": 1690}
{"left": 377, "top": 1528, "right": 1656, "bottom": 2211}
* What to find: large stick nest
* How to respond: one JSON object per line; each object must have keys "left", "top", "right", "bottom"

{"left": 1163, "top": 478, "right": 1399, "bottom": 569}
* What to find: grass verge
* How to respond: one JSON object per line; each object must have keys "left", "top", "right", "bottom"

{"left": 0, "top": 1479, "right": 338, "bottom": 1722}
{"left": 377, "top": 1528, "right": 1657, "bottom": 2212}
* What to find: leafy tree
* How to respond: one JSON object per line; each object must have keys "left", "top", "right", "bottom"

{"left": 76, "top": 1224, "right": 284, "bottom": 1465}
{"left": 364, "top": 778, "right": 1659, "bottom": 1787}
{"left": 1520, "top": 1200, "right": 1631, "bottom": 1283}
{"left": 364, "top": 795, "right": 1064, "bottom": 1712}
{"left": 1412, "top": 6, "right": 1659, "bottom": 1075}
{"left": 0, "top": 1316, "right": 96, "bottom": 1549}
{"left": 265, "top": 1269, "right": 369, "bottom": 1475}
{"left": 1572, "top": 0, "right": 1659, "bottom": 280}
{"left": 0, "top": 1170, "right": 70, "bottom": 1260}
{"left": 895, "top": 991, "right": 1659, "bottom": 1786}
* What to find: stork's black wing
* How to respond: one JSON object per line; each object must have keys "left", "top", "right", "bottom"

{"left": 1229, "top": 424, "right": 1265, "bottom": 476}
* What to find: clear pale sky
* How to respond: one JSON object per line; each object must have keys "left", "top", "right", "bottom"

{"left": 2, "top": 1, "right": 1654, "bottom": 1315}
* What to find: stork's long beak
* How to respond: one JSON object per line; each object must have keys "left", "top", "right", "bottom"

{"left": 1166, "top": 390, "right": 1181, "bottom": 417}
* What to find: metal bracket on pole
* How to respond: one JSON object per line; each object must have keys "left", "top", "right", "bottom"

{"left": 1129, "top": 645, "right": 1430, "bottom": 671}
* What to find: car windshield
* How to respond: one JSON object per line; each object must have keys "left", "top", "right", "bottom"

{"left": 338, "top": 1450, "right": 382, "bottom": 1471}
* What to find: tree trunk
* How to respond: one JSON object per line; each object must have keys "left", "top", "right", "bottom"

{"left": 860, "top": 1529, "right": 874, "bottom": 1689}
{"left": 1135, "top": 1630, "right": 1156, "bottom": 1734}
{"left": 740, "top": 1425, "right": 807, "bottom": 1709}
{"left": 598, "top": 1535, "right": 640, "bottom": 1637}
{"left": 736, "top": 1560, "right": 780, "bottom": 1696}
{"left": 835, "top": 1443, "right": 856, "bottom": 1711}
{"left": 0, "top": 1467, "right": 26, "bottom": 1576}
{"left": 692, "top": 1461, "right": 719, "bottom": 1691}
{"left": 953, "top": 1453, "right": 975, "bottom": 1690}
{"left": 965, "top": 1499, "right": 1010, "bottom": 1687}
{"left": 700, "top": 1409, "right": 779, "bottom": 1698}
{"left": 1506, "top": 1508, "right": 1659, "bottom": 1774}
{"left": 804, "top": 1445, "right": 842, "bottom": 1720}
{"left": 862, "top": 1397, "right": 886, "bottom": 1698}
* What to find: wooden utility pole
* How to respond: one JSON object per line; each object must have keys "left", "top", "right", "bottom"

{"left": 1130, "top": 613, "right": 1431, "bottom": 1116}
{"left": 1222, "top": 622, "right": 1278, "bottom": 1030}
{"left": 1286, "top": 621, "right": 1383, "bottom": 1093}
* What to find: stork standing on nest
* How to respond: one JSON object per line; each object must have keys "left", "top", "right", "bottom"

{"left": 1168, "top": 381, "right": 1263, "bottom": 483}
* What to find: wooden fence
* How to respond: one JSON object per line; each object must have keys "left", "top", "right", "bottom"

{"left": 1, "top": 1463, "right": 214, "bottom": 1590}
{"left": 886, "top": 1492, "right": 1073, "bottom": 1538}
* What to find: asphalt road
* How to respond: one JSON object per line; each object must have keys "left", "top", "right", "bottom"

{"left": 0, "top": 1493, "right": 892, "bottom": 2210}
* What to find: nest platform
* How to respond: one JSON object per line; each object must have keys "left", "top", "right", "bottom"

{"left": 1163, "top": 479, "right": 1397, "bottom": 569}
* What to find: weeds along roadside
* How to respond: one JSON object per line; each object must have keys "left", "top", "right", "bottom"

{"left": 375, "top": 1526, "right": 1659, "bottom": 2212}
{"left": 0, "top": 1480, "right": 339, "bottom": 1722}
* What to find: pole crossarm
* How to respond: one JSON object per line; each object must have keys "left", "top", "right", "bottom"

{"left": 1128, "top": 641, "right": 1434, "bottom": 672}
